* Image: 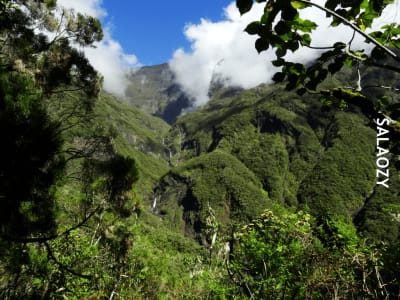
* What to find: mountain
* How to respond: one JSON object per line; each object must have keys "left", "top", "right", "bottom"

{"left": 153, "top": 81, "right": 399, "bottom": 244}
{"left": 4, "top": 64, "right": 400, "bottom": 299}
{"left": 94, "top": 78, "right": 400, "bottom": 294}
{"left": 120, "top": 64, "right": 400, "bottom": 244}
{"left": 125, "top": 63, "right": 191, "bottom": 124}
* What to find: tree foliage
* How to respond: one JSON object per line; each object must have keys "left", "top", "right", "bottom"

{"left": 0, "top": 0, "right": 102, "bottom": 239}
{"left": 236, "top": 0, "right": 400, "bottom": 126}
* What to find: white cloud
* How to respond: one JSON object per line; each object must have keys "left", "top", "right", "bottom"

{"left": 57, "top": 0, "right": 107, "bottom": 19}
{"left": 169, "top": 2, "right": 274, "bottom": 107}
{"left": 169, "top": 1, "right": 400, "bottom": 107}
{"left": 57, "top": 0, "right": 141, "bottom": 97}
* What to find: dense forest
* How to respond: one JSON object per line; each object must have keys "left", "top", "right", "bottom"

{"left": 1, "top": 0, "right": 400, "bottom": 299}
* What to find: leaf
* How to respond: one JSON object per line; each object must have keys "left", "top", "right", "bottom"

{"left": 245, "top": 21, "right": 261, "bottom": 35}
{"left": 343, "top": 56, "right": 355, "bottom": 67}
{"left": 276, "top": 47, "right": 287, "bottom": 57}
{"left": 291, "top": 0, "right": 309, "bottom": 9}
{"left": 301, "top": 33, "right": 311, "bottom": 46}
{"left": 328, "top": 61, "right": 343, "bottom": 74}
{"left": 236, "top": 0, "right": 253, "bottom": 15}
{"left": 333, "top": 42, "right": 346, "bottom": 49}
{"left": 287, "top": 40, "right": 300, "bottom": 52}
{"left": 260, "top": 11, "right": 270, "bottom": 25}
{"left": 273, "top": 72, "right": 286, "bottom": 82}
{"left": 255, "top": 38, "right": 269, "bottom": 53}
{"left": 275, "top": 20, "right": 291, "bottom": 35}
{"left": 286, "top": 74, "right": 300, "bottom": 90}
{"left": 282, "top": 5, "right": 298, "bottom": 21}
{"left": 295, "top": 18, "right": 318, "bottom": 32}
{"left": 325, "top": 0, "right": 340, "bottom": 11}
{"left": 272, "top": 58, "right": 285, "bottom": 67}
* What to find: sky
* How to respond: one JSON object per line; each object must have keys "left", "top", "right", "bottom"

{"left": 56, "top": 0, "right": 400, "bottom": 105}
{"left": 100, "top": 1, "right": 233, "bottom": 66}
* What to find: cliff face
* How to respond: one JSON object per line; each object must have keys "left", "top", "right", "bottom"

{"left": 125, "top": 63, "right": 190, "bottom": 124}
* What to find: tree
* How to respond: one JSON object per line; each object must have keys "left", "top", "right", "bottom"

{"left": 0, "top": 0, "right": 102, "bottom": 240}
{"left": 236, "top": 0, "right": 400, "bottom": 127}
{"left": 0, "top": 2, "right": 146, "bottom": 298}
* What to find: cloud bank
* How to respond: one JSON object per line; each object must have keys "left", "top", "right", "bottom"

{"left": 169, "top": 1, "right": 400, "bottom": 107}
{"left": 57, "top": 0, "right": 140, "bottom": 97}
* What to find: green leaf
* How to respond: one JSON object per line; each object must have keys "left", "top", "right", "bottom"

{"left": 328, "top": 61, "right": 343, "bottom": 74}
{"left": 282, "top": 5, "right": 297, "bottom": 21}
{"left": 295, "top": 18, "right": 318, "bottom": 32}
{"left": 287, "top": 40, "right": 299, "bottom": 52}
{"left": 274, "top": 20, "right": 291, "bottom": 35}
{"left": 272, "top": 58, "right": 285, "bottom": 67}
{"left": 260, "top": 11, "right": 270, "bottom": 25}
{"left": 301, "top": 33, "right": 311, "bottom": 46}
{"left": 291, "top": 0, "right": 309, "bottom": 9}
{"left": 343, "top": 56, "right": 355, "bottom": 67}
{"left": 236, "top": 0, "right": 253, "bottom": 15}
{"left": 245, "top": 21, "right": 261, "bottom": 35}
{"left": 276, "top": 47, "right": 287, "bottom": 57}
{"left": 333, "top": 42, "right": 346, "bottom": 49}
{"left": 255, "top": 38, "right": 269, "bottom": 53}
{"left": 273, "top": 72, "right": 286, "bottom": 82}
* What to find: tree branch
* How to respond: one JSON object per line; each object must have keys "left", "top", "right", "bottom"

{"left": 44, "top": 241, "right": 92, "bottom": 280}
{"left": 2, "top": 207, "right": 100, "bottom": 243}
{"left": 298, "top": 0, "right": 400, "bottom": 61}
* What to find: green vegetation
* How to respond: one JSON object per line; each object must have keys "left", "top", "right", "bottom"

{"left": 155, "top": 150, "right": 270, "bottom": 242}
{"left": 229, "top": 208, "right": 388, "bottom": 299}
{"left": 1, "top": 0, "right": 400, "bottom": 299}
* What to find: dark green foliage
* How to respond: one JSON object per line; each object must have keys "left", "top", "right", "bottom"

{"left": 229, "top": 209, "right": 388, "bottom": 299}
{"left": 94, "top": 92, "right": 171, "bottom": 197}
{"left": 0, "top": 71, "right": 63, "bottom": 239}
{"left": 156, "top": 150, "right": 269, "bottom": 242}
{"left": 0, "top": 0, "right": 104, "bottom": 241}
{"left": 1, "top": 0, "right": 400, "bottom": 298}
{"left": 169, "top": 84, "right": 379, "bottom": 219}
{"left": 298, "top": 112, "right": 376, "bottom": 218}
{"left": 355, "top": 162, "right": 400, "bottom": 244}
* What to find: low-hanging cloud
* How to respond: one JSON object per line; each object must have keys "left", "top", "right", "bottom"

{"left": 57, "top": 0, "right": 141, "bottom": 97}
{"left": 169, "top": 1, "right": 400, "bottom": 107}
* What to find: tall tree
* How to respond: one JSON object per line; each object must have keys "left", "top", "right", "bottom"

{"left": 0, "top": 0, "right": 102, "bottom": 240}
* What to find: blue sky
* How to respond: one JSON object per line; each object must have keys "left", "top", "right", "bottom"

{"left": 101, "top": 1, "right": 232, "bottom": 65}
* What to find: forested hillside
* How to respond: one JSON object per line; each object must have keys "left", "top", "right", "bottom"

{"left": 1, "top": 0, "right": 400, "bottom": 299}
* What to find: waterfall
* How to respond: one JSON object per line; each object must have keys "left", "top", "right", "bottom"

{"left": 152, "top": 196, "right": 157, "bottom": 211}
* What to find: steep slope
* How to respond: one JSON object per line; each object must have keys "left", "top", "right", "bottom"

{"left": 125, "top": 64, "right": 190, "bottom": 124}
{"left": 154, "top": 82, "right": 399, "bottom": 243}
{"left": 94, "top": 92, "right": 171, "bottom": 197}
